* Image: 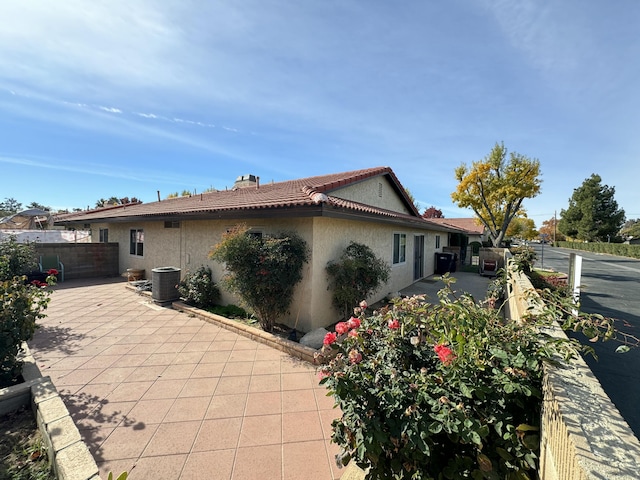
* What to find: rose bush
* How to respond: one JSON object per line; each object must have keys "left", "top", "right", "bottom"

{"left": 318, "top": 277, "right": 579, "bottom": 480}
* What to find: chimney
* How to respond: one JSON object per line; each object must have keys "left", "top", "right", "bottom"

{"left": 233, "top": 174, "right": 258, "bottom": 189}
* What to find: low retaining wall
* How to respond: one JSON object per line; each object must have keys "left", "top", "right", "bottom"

{"left": 0, "top": 346, "right": 100, "bottom": 480}
{"left": 34, "top": 243, "right": 119, "bottom": 280}
{"left": 506, "top": 262, "right": 640, "bottom": 479}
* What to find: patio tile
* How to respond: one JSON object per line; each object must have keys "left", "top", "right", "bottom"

{"left": 222, "top": 361, "right": 254, "bottom": 376}
{"left": 174, "top": 351, "right": 206, "bottom": 364}
{"left": 245, "top": 391, "right": 281, "bottom": 416}
{"left": 248, "top": 374, "right": 281, "bottom": 393}
{"left": 283, "top": 439, "right": 335, "bottom": 480}
{"left": 208, "top": 340, "right": 237, "bottom": 351}
{"left": 214, "top": 376, "right": 251, "bottom": 395}
{"left": 190, "top": 362, "right": 225, "bottom": 378}
{"left": 161, "top": 363, "right": 198, "bottom": 380}
{"left": 124, "top": 364, "right": 166, "bottom": 382}
{"left": 155, "top": 342, "right": 188, "bottom": 353}
{"left": 232, "top": 444, "right": 281, "bottom": 480}
{"left": 143, "top": 421, "right": 200, "bottom": 456}
{"left": 97, "top": 423, "right": 159, "bottom": 460}
{"left": 200, "top": 351, "right": 231, "bottom": 363}
{"left": 125, "top": 398, "right": 174, "bottom": 425}
{"left": 205, "top": 394, "right": 248, "bottom": 419}
{"left": 314, "top": 387, "right": 338, "bottom": 411}
{"left": 282, "top": 389, "right": 317, "bottom": 413}
{"left": 50, "top": 368, "right": 105, "bottom": 387}
{"left": 182, "top": 449, "right": 235, "bottom": 480}
{"left": 238, "top": 414, "right": 282, "bottom": 447}
{"left": 179, "top": 377, "right": 219, "bottom": 398}
{"left": 107, "top": 381, "right": 153, "bottom": 402}
{"left": 141, "top": 378, "right": 188, "bottom": 400}
{"left": 92, "top": 367, "right": 139, "bottom": 384}
{"left": 143, "top": 352, "right": 178, "bottom": 366}
{"left": 192, "top": 418, "right": 242, "bottom": 452}
{"left": 281, "top": 372, "right": 315, "bottom": 391}
{"left": 127, "top": 454, "right": 187, "bottom": 478}
{"left": 282, "top": 411, "right": 324, "bottom": 443}
{"left": 251, "top": 359, "right": 282, "bottom": 375}
{"left": 96, "top": 459, "right": 135, "bottom": 480}
{"left": 163, "top": 396, "right": 211, "bottom": 423}
{"left": 109, "top": 353, "right": 152, "bottom": 367}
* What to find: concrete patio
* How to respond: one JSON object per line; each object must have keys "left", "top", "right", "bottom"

{"left": 28, "top": 278, "right": 341, "bottom": 480}
{"left": 27, "top": 272, "right": 489, "bottom": 479}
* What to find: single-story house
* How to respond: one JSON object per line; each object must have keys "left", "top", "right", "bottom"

{"left": 56, "top": 167, "right": 459, "bottom": 332}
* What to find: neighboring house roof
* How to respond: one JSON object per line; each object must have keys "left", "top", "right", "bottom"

{"left": 55, "top": 167, "right": 459, "bottom": 232}
{"left": 425, "top": 217, "right": 485, "bottom": 236}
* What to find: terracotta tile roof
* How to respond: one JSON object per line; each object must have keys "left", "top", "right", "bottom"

{"left": 55, "top": 167, "right": 433, "bottom": 225}
{"left": 426, "top": 217, "right": 485, "bottom": 235}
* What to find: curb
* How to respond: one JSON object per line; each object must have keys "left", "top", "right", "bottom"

{"left": 0, "top": 345, "right": 100, "bottom": 480}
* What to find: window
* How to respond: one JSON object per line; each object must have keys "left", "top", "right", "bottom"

{"left": 99, "top": 228, "right": 109, "bottom": 243}
{"left": 393, "top": 233, "right": 406, "bottom": 265}
{"left": 378, "top": 182, "right": 383, "bottom": 197}
{"left": 164, "top": 221, "right": 180, "bottom": 229}
{"left": 130, "top": 229, "right": 144, "bottom": 256}
{"left": 435, "top": 235, "right": 441, "bottom": 249}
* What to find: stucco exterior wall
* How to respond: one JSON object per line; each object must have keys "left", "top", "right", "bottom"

{"left": 88, "top": 215, "right": 449, "bottom": 332}
{"left": 330, "top": 177, "right": 411, "bottom": 214}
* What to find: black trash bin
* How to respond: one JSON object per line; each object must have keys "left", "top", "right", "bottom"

{"left": 435, "top": 253, "right": 454, "bottom": 274}
{"left": 152, "top": 267, "right": 181, "bottom": 305}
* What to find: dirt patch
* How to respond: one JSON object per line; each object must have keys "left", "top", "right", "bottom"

{"left": 0, "top": 405, "right": 54, "bottom": 480}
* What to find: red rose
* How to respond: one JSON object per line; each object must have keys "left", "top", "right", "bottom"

{"left": 347, "top": 317, "right": 361, "bottom": 329}
{"left": 434, "top": 344, "right": 456, "bottom": 365}
{"left": 388, "top": 319, "right": 400, "bottom": 329}
{"left": 323, "top": 332, "right": 338, "bottom": 346}
{"left": 335, "top": 322, "right": 349, "bottom": 335}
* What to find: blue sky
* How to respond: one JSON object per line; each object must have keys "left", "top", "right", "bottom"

{"left": 1, "top": 1, "right": 639, "bottom": 226}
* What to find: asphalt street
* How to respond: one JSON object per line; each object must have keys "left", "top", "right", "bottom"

{"left": 530, "top": 244, "right": 640, "bottom": 439}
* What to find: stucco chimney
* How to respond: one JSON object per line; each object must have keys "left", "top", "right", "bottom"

{"left": 233, "top": 174, "right": 258, "bottom": 189}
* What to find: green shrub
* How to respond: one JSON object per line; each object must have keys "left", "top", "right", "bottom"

{"left": 326, "top": 242, "right": 390, "bottom": 320}
{"left": 209, "top": 225, "right": 309, "bottom": 332}
{"left": 556, "top": 241, "right": 640, "bottom": 259}
{"left": 177, "top": 266, "right": 220, "bottom": 309}
{"left": 1, "top": 277, "right": 53, "bottom": 387}
{"left": 318, "top": 277, "right": 584, "bottom": 480}
{"left": 0, "top": 235, "right": 37, "bottom": 280}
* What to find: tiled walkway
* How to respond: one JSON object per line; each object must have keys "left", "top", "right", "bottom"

{"left": 28, "top": 279, "right": 342, "bottom": 480}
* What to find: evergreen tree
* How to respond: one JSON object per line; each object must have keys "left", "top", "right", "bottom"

{"left": 559, "top": 174, "right": 625, "bottom": 242}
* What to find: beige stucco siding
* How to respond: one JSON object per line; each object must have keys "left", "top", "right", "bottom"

{"left": 88, "top": 215, "right": 450, "bottom": 332}
{"left": 329, "top": 176, "right": 411, "bottom": 214}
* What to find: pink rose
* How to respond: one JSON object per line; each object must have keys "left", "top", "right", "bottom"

{"left": 323, "top": 332, "right": 338, "bottom": 346}
{"left": 348, "top": 329, "right": 359, "bottom": 338}
{"left": 388, "top": 319, "right": 400, "bottom": 329}
{"left": 347, "top": 317, "right": 361, "bottom": 329}
{"left": 359, "top": 300, "right": 368, "bottom": 309}
{"left": 335, "top": 322, "right": 349, "bottom": 335}
{"left": 434, "top": 344, "right": 456, "bottom": 365}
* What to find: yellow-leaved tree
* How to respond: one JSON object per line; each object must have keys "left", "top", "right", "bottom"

{"left": 451, "top": 142, "right": 542, "bottom": 247}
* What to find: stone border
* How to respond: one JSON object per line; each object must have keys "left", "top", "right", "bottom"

{"left": 0, "top": 345, "right": 100, "bottom": 480}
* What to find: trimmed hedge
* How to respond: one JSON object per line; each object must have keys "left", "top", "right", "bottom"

{"left": 556, "top": 241, "right": 640, "bottom": 259}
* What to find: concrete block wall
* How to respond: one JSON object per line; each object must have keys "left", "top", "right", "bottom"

{"left": 34, "top": 243, "right": 119, "bottom": 280}
{"left": 507, "top": 261, "right": 640, "bottom": 479}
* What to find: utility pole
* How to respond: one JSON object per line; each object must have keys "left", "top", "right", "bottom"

{"left": 553, "top": 210, "right": 557, "bottom": 245}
